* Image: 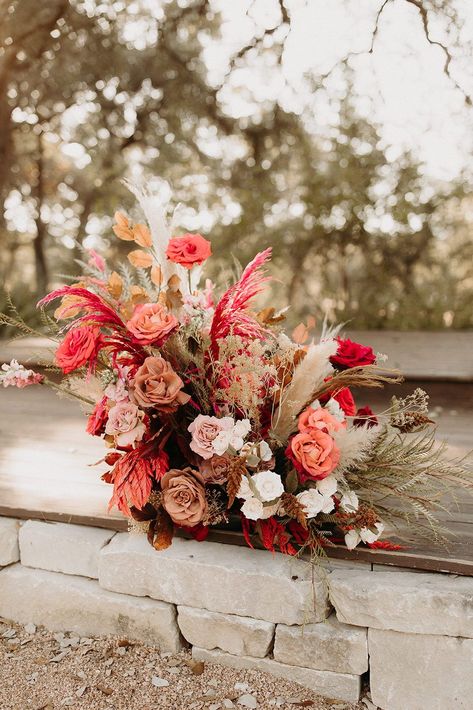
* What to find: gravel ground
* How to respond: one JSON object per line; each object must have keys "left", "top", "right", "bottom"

{"left": 0, "top": 618, "right": 369, "bottom": 710}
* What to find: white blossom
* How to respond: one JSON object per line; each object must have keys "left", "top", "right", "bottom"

{"left": 251, "top": 471, "right": 284, "bottom": 503}
{"left": 345, "top": 522, "right": 384, "bottom": 550}
{"left": 296, "top": 489, "right": 334, "bottom": 519}
{"left": 213, "top": 418, "right": 251, "bottom": 455}
{"left": 316, "top": 476, "right": 338, "bottom": 497}
{"left": 241, "top": 497, "right": 264, "bottom": 521}
{"left": 340, "top": 490, "right": 359, "bottom": 512}
{"left": 236, "top": 476, "right": 253, "bottom": 500}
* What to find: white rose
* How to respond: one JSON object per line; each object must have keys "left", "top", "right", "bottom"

{"left": 236, "top": 476, "right": 253, "bottom": 500}
{"left": 360, "top": 523, "right": 384, "bottom": 544}
{"left": 251, "top": 471, "right": 284, "bottom": 503}
{"left": 316, "top": 476, "right": 338, "bottom": 497}
{"left": 344, "top": 530, "right": 361, "bottom": 550}
{"left": 241, "top": 496, "right": 264, "bottom": 521}
{"left": 230, "top": 419, "right": 251, "bottom": 450}
{"left": 213, "top": 429, "right": 232, "bottom": 455}
{"left": 340, "top": 490, "right": 359, "bottom": 512}
{"left": 296, "top": 489, "right": 326, "bottom": 519}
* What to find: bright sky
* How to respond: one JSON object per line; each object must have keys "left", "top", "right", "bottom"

{"left": 205, "top": 0, "right": 473, "bottom": 181}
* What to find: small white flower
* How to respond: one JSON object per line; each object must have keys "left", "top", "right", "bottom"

{"left": 236, "top": 476, "right": 253, "bottom": 500}
{"left": 213, "top": 418, "right": 251, "bottom": 455}
{"left": 344, "top": 530, "right": 361, "bottom": 550}
{"left": 213, "top": 429, "right": 233, "bottom": 456}
{"left": 340, "top": 490, "right": 359, "bottom": 512}
{"left": 258, "top": 441, "right": 273, "bottom": 462}
{"left": 316, "top": 476, "right": 338, "bottom": 497}
{"left": 324, "top": 397, "right": 345, "bottom": 422}
{"left": 241, "top": 496, "right": 264, "bottom": 521}
{"left": 360, "top": 523, "right": 384, "bottom": 544}
{"left": 251, "top": 470, "right": 284, "bottom": 503}
{"left": 260, "top": 501, "right": 281, "bottom": 519}
{"left": 296, "top": 489, "right": 334, "bottom": 519}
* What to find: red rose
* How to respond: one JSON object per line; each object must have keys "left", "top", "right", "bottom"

{"left": 353, "top": 406, "right": 378, "bottom": 428}
{"left": 86, "top": 398, "right": 108, "bottom": 436}
{"left": 55, "top": 325, "right": 102, "bottom": 374}
{"left": 330, "top": 338, "right": 376, "bottom": 370}
{"left": 166, "top": 233, "right": 212, "bottom": 269}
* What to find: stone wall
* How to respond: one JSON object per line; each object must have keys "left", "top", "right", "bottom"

{"left": 1, "top": 517, "right": 472, "bottom": 709}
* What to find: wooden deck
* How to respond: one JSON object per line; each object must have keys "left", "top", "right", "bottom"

{"left": 1, "top": 377, "right": 472, "bottom": 574}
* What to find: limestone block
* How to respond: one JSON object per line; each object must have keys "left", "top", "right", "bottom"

{"left": 0, "top": 517, "right": 20, "bottom": 566}
{"left": 329, "top": 569, "right": 473, "bottom": 637}
{"left": 192, "top": 647, "right": 361, "bottom": 703}
{"left": 274, "top": 614, "right": 368, "bottom": 674}
{"left": 178, "top": 606, "right": 274, "bottom": 657}
{"left": 99, "top": 534, "right": 330, "bottom": 624}
{"left": 369, "top": 628, "right": 473, "bottom": 710}
{"left": 0, "top": 564, "right": 182, "bottom": 651}
{"left": 20, "top": 520, "right": 115, "bottom": 579}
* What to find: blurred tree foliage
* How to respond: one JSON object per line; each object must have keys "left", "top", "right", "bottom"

{"left": 0, "top": 0, "right": 472, "bottom": 330}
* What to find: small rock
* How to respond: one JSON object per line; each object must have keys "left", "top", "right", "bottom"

{"left": 24, "top": 623, "right": 37, "bottom": 635}
{"left": 223, "top": 702, "right": 235, "bottom": 709}
{"left": 76, "top": 686, "right": 87, "bottom": 698}
{"left": 208, "top": 678, "right": 219, "bottom": 688}
{"left": 238, "top": 694, "right": 258, "bottom": 709}
{"left": 151, "top": 676, "right": 169, "bottom": 688}
{"left": 234, "top": 682, "right": 250, "bottom": 692}
{"left": 209, "top": 704, "right": 221, "bottom": 710}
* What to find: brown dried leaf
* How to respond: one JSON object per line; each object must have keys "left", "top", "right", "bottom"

{"left": 281, "top": 492, "right": 308, "bottom": 529}
{"left": 153, "top": 508, "right": 174, "bottom": 551}
{"left": 257, "top": 306, "right": 286, "bottom": 325}
{"left": 114, "top": 211, "right": 129, "bottom": 228}
{"left": 108, "top": 271, "right": 123, "bottom": 299}
{"left": 112, "top": 225, "right": 134, "bottom": 241}
{"left": 185, "top": 659, "right": 205, "bottom": 675}
{"left": 133, "top": 223, "right": 152, "bottom": 248}
{"left": 128, "top": 249, "right": 153, "bottom": 268}
{"left": 130, "top": 284, "right": 148, "bottom": 304}
{"left": 227, "top": 457, "right": 247, "bottom": 509}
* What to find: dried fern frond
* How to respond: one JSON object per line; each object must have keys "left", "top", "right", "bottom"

{"left": 281, "top": 492, "right": 308, "bottom": 529}
{"left": 227, "top": 457, "right": 247, "bottom": 509}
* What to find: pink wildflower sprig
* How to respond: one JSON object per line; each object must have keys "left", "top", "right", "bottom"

{"left": 0, "top": 360, "right": 44, "bottom": 388}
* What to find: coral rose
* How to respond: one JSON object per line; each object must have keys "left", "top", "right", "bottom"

{"left": 132, "top": 356, "right": 190, "bottom": 412}
{"left": 161, "top": 468, "right": 208, "bottom": 527}
{"left": 55, "top": 325, "right": 102, "bottom": 374}
{"left": 166, "top": 233, "right": 212, "bottom": 269}
{"left": 330, "top": 337, "right": 376, "bottom": 370}
{"left": 86, "top": 398, "right": 108, "bottom": 436}
{"left": 298, "top": 406, "right": 344, "bottom": 434}
{"left": 126, "top": 303, "right": 178, "bottom": 346}
{"left": 286, "top": 429, "right": 340, "bottom": 483}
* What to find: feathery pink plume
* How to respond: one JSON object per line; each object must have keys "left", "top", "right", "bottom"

{"left": 209, "top": 247, "right": 272, "bottom": 357}
{"left": 38, "top": 286, "right": 125, "bottom": 329}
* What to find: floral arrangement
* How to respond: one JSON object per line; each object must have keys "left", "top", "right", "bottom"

{"left": 2, "top": 185, "right": 471, "bottom": 557}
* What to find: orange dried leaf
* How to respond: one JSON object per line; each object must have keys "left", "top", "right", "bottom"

{"left": 127, "top": 250, "right": 153, "bottom": 268}
{"left": 112, "top": 224, "right": 134, "bottom": 241}
{"left": 114, "top": 211, "right": 129, "bottom": 228}
{"left": 151, "top": 265, "right": 163, "bottom": 286}
{"left": 133, "top": 223, "right": 152, "bottom": 248}
{"left": 292, "top": 322, "right": 309, "bottom": 344}
{"left": 108, "top": 271, "right": 123, "bottom": 299}
{"left": 153, "top": 509, "right": 174, "bottom": 551}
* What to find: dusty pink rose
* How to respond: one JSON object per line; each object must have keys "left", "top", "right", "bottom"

{"left": 161, "top": 468, "right": 208, "bottom": 527}
{"left": 286, "top": 429, "right": 340, "bottom": 483}
{"left": 166, "top": 233, "right": 212, "bottom": 269}
{"left": 298, "top": 406, "right": 345, "bottom": 434}
{"left": 199, "top": 454, "right": 231, "bottom": 484}
{"left": 126, "top": 303, "right": 178, "bottom": 346}
{"left": 105, "top": 401, "right": 146, "bottom": 447}
{"left": 132, "top": 356, "right": 190, "bottom": 412}
{"left": 55, "top": 326, "right": 102, "bottom": 374}
{"left": 188, "top": 414, "right": 232, "bottom": 460}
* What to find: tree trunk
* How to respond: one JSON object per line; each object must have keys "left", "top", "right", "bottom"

{"left": 33, "top": 133, "right": 49, "bottom": 298}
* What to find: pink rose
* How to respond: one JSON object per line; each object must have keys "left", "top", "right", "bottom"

{"left": 286, "top": 429, "right": 340, "bottom": 483}
{"left": 132, "top": 356, "right": 190, "bottom": 412}
{"left": 105, "top": 401, "right": 146, "bottom": 447}
{"left": 126, "top": 303, "right": 178, "bottom": 346}
{"left": 55, "top": 326, "right": 102, "bottom": 374}
{"left": 166, "top": 233, "right": 212, "bottom": 269}
{"left": 188, "top": 415, "right": 233, "bottom": 460}
{"left": 161, "top": 468, "right": 208, "bottom": 527}
{"left": 199, "top": 454, "right": 230, "bottom": 484}
{"left": 298, "top": 407, "right": 344, "bottom": 434}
